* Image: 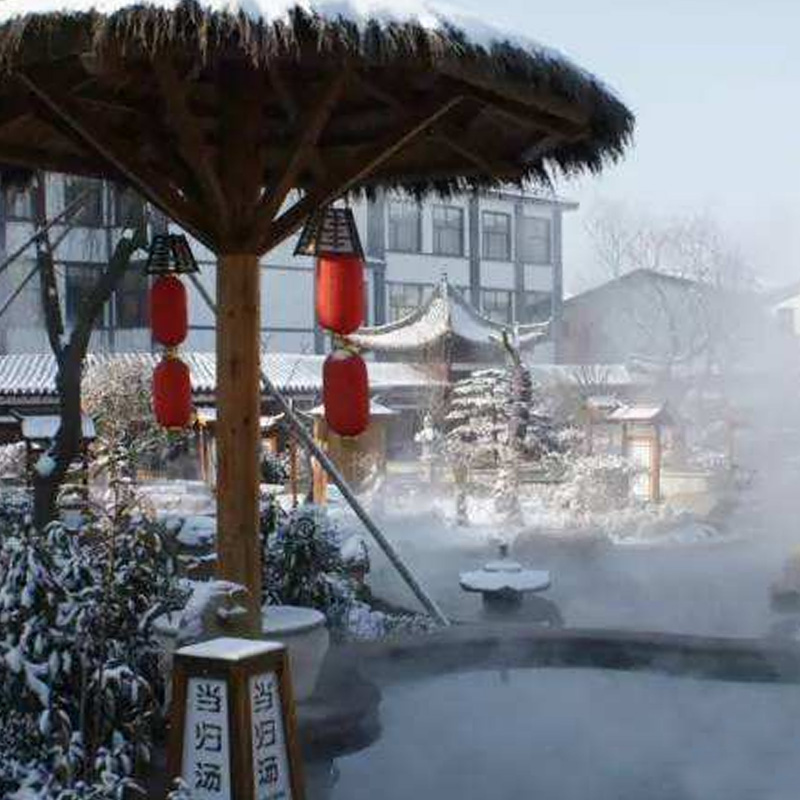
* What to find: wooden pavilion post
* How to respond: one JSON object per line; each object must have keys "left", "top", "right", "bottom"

{"left": 216, "top": 253, "right": 263, "bottom": 633}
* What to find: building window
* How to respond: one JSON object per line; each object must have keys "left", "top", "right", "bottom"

{"left": 518, "top": 216, "right": 552, "bottom": 264}
{"left": 432, "top": 205, "right": 464, "bottom": 256}
{"left": 481, "top": 288, "right": 514, "bottom": 325}
{"left": 4, "top": 186, "right": 34, "bottom": 221}
{"left": 64, "top": 177, "right": 104, "bottom": 226}
{"left": 114, "top": 263, "right": 149, "bottom": 328}
{"left": 521, "top": 290, "right": 552, "bottom": 323}
{"left": 387, "top": 200, "right": 422, "bottom": 253}
{"left": 113, "top": 185, "right": 146, "bottom": 228}
{"left": 387, "top": 281, "right": 434, "bottom": 322}
{"left": 481, "top": 211, "right": 512, "bottom": 261}
{"left": 65, "top": 263, "right": 101, "bottom": 326}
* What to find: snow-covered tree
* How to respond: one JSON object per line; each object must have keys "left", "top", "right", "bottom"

{"left": 445, "top": 354, "right": 562, "bottom": 524}
{"left": 83, "top": 359, "right": 188, "bottom": 483}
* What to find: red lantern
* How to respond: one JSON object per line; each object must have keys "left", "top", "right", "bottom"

{"left": 150, "top": 275, "right": 188, "bottom": 347}
{"left": 153, "top": 356, "right": 192, "bottom": 429}
{"left": 316, "top": 254, "right": 365, "bottom": 335}
{"left": 323, "top": 349, "right": 369, "bottom": 437}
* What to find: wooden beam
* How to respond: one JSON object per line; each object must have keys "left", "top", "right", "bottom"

{"left": 267, "top": 64, "right": 300, "bottom": 123}
{"left": 152, "top": 60, "right": 229, "bottom": 232}
{"left": 253, "top": 71, "right": 349, "bottom": 230}
{"left": 216, "top": 252, "right": 263, "bottom": 632}
{"left": 19, "top": 72, "right": 216, "bottom": 250}
{"left": 259, "top": 95, "right": 464, "bottom": 252}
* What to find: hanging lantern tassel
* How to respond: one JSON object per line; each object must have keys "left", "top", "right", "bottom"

{"left": 153, "top": 354, "right": 193, "bottom": 429}
{"left": 150, "top": 274, "right": 188, "bottom": 347}
{"left": 323, "top": 349, "right": 370, "bottom": 437}
{"left": 316, "top": 253, "right": 365, "bottom": 335}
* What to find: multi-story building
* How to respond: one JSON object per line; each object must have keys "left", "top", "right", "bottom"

{"left": 0, "top": 174, "right": 575, "bottom": 361}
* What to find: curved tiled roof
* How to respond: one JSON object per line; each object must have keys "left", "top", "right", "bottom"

{"left": 348, "top": 278, "right": 550, "bottom": 353}
{"left": 0, "top": 351, "right": 437, "bottom": 399}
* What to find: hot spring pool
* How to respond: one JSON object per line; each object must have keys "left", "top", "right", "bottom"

{"left": 311, "top": 667, "right": 800, "bottom": 800}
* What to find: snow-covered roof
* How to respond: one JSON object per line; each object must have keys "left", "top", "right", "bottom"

{"left": 349, "top": 277, "right": 550, "bottom": 353}
{"left": 0, "top": 1, "right": 578, "bottom": 70}
{"left": 607, "top": 404, "right": 670, "bottom": 424}
{"left": 20, "top": 414, "right": 96, "bottom": 440}
{"left": 306, "top": 398, "right": 398, "bottom": 417}
{"left": 0, "top": 352, "right": 437, "bottom": 399}
{"left": 196, "top": 408, "right": 285, "bottom": 430}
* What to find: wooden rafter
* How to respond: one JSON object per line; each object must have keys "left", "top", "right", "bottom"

{"left": 259, "top": 95, "right": 465, "bottom": 253}
{"left": 218, "top": 64, "right": 266, "bottom": 244}
{"left": 253, "top": 71, "right": 349, "bottom": 232}
{"left": 152, "top": 60, "right": 228, "bottom": 233}
{"left": 267, "top": 64, "right": 300, "bottom": 123}
{"left": 18, "top": 72, "right": 215, "bottom": 249}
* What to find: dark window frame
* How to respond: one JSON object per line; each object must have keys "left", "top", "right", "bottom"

{"left": 387, "top": 199, "right": 422, "bottom": 253}
{"left": 64, "top": 177, "right": 105, "bottom": 227}
{"left": 481, "top": 288, "right": 514, "bottom": 325}
{"left": 432, "top": 204, "right": 465, "bottom": 257}
{"left": 481, "top": 211, "right": 512, "bottom": 261}
{"left": 518, "top": 215, "right": 552, "bottom": 265}
{"left": 386, "top": 280, "right": 435, "bottom": 322}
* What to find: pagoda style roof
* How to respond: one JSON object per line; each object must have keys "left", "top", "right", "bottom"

{"left": 348, "top": 278, "right": 550, "bottom": 353}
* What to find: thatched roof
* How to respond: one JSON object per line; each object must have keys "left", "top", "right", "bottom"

{"left": 0, "top": 1, "right": 633, "bottom": 252}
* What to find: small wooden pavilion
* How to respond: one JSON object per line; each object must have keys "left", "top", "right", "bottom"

{"left": 0, "top": 0, "right": 633, "bottom": 629}
{"left": 348, "top": 275, "right": 550, "bottom": 377}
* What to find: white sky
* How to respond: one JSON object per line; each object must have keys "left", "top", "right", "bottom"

{"left": 452, "top": 0, "right": 800, "bottom": 292}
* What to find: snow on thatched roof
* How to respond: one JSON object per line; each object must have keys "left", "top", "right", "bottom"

{"left": 348, "top": 277, "right": 550, "bottom": 353}
{"left": 0, "top": 0, "right": 633, "bottom": 200}
{"left": 0, "top": 351, "right": 437, "bottom": 399}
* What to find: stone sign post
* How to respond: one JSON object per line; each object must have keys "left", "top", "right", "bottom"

{"left": 168, "top": 638, "right": 305, "bottom": 800}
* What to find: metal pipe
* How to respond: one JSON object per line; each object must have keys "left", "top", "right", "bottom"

{"left": 0, "top": 224, "right": 74, "bottom": 322}
{"left": 187, "top": 271, "right": 450, "bottom": 626}
{"left": 0, "top": 189, "right": 90, "bottom": 280}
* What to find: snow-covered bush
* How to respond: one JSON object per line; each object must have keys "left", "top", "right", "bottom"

{"left": 261, "top": 500, "right": 432, "bottom": 641}
{"left": 0, "top": 441, "right": 26, "bottom": 481}
{"left": 0, "top": 491, "right": 183, "bottom": 799}
{"left": 260, "top": 450, "right": 288, "bottom": 485}
{"left": 551, "top": 454, "right": 636, "bottom": 516}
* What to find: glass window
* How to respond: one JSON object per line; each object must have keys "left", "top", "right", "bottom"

{"left": 64, "top": 177, "right": 104, "bottom": 226}
{"left": 521, "top": 290, "right": 552, "bottom": 323}
{"left": 387, "top": 200, "right": 422, "bottom": 253}
{"left": 518, "top": 216, "right": 552, "bottom": 264}
{"left": 387, "top": 281, "right": 434, "bottom": 322}
{"left": 481, "top": 288, "right": 514, "bottom": 325}
{"left": 114, "top": 263, "right": 149, "bottom": 328}
{"left": 113, "top": 185, "right": 146, "bottom": 228}
{"left": 65, "top": 263, "right": 101, "bottom": 326}
{"left": 432, "top": 205, "right": 464, "bottom": 256}
{"left": 481, "top": 211, "right": 512, "bottom": 261}
{"left": 4, "top": 186, "right": 34, "bottom": 221}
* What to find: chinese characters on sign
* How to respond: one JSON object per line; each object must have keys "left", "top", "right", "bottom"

{"left": 183, "top": 678, "right": 231, "bottom": 800}
{"left": 250, "top": 672, "right": 293, "bottom": 800}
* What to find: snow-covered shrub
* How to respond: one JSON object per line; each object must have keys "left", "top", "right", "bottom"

{"left": 261, "top": 500, "right": 432, "bottom": 641}
{"left": 551, "top": 454, "right": 636, "bottom": 516}
{"left": 260, "top": 450, "right": 288, "bottom": 485}
{"left": 0, "top": 441, "right": 26, "bottom": 481}
{"left": 0, "top": 492, "right": 183, "bottom": 799}
{"left": 262, "top": 504, "right": 358, "bottom": 633}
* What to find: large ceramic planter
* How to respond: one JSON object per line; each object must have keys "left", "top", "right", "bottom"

{"left": 262, "top": 605, "right": 330, "bottom": 701}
